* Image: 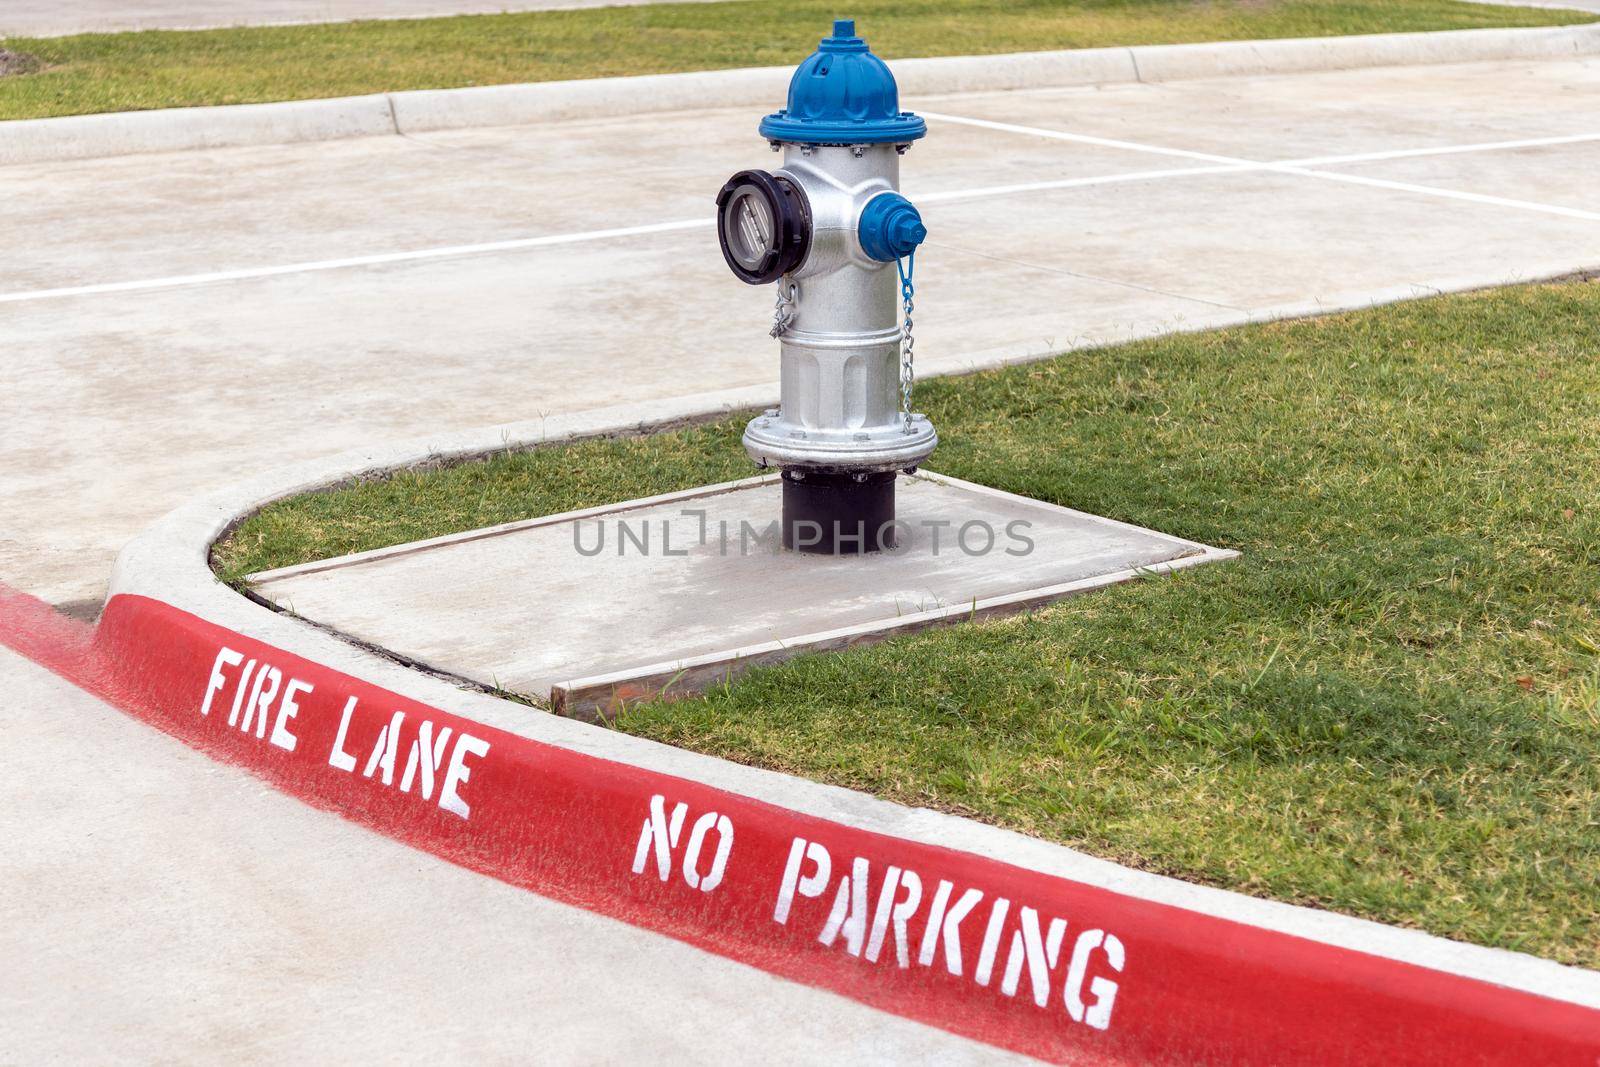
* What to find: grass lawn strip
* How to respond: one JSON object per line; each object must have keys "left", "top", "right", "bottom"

{"left": 218, "top": 280, "right": 1600, "bottom": 967}
{"left": 0, "top": 0, "right": 1591, "bottom": 121}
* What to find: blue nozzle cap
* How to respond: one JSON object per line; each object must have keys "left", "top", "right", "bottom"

{"left": 858, "top": 192, "right": 926, "bottom": 262}
{"left": 758, "top": 20, "right": 927, "bottom": 146}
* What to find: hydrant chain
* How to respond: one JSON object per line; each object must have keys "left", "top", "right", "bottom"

{"left": 898, "top": 253, "right": 916, "bottom": 433}
{"left": 770, "top": 278, "right": 798, "bottom": 338}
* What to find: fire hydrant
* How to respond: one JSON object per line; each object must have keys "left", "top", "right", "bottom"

{"left": 716, "top": 18, "right": 934, "bottom": 554}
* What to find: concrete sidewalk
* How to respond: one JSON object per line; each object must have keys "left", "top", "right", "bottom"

{"left": 4, "top": 53, "right": 1600, "bottom": 610}
{"left": 0, "top": 0, "right": 742, "bottom": 39}
{"left": 1, "top": 646, "right": 1020, "bottom": 1063}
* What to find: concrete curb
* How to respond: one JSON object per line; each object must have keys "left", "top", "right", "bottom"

{"left": 4, "top": 23, "right": 1597, "bottom": 166}
{"left": 67, "top": 367, "right": 1600, "bottom": 1060}
{"left": 0, "top": 93, "right": 399, "bottom": 164}
{"left": 1123, "top": 20, "right": 1597, "bottom": 81}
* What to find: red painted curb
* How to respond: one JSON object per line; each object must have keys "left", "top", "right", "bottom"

{"left": 7, "top": 586, "right": 1599, "bottom": 1064}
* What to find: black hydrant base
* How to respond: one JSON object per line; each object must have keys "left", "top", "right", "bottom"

{"left": 782, "top": 469, "right": 897, "bottom": 554}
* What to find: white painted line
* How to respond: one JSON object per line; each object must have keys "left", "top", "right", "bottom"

{"left": 919, "top": 110, "right": 1248, "bottom": 165}
{"left": 1281, "top": 130, "right": 1600, "bottom": 167}
{"left": 4, "top": 122, "right": 1598, "bottom": 306}
{"left": 1286, "top": 166, "right": 1600, "bottom": 222}
{"left": 0, "top": 218, "right": 713, "bottom": 305}
{"left": 925, "top": 110, "right": 1600, "bottom": 222}
{"left": 916, "top": 162, "right": 1260, "bottom": 204}
{"left": 0, "top": 162, "right": 1262, "bottom": 305}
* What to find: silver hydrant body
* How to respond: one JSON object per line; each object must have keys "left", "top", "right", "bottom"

{"left": 715, "top": 20, "right": 934, "bottom": 553}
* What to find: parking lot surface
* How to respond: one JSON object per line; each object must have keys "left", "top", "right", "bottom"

{"left": 6, "top": 55, "right": 1600, "bottom": 611}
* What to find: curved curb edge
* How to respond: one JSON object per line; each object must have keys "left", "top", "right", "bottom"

{"left": 4, "top": 24, "right": 1598, "bottom": 166}
{"left": 32, "top": 385, "right": 1591, "bottom": 1063}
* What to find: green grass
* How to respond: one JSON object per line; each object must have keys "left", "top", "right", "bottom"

{"left": 2, "top": 0, "right": 1590, "bottom": 121}
{"left": 217, "top": 280, "right": 1600, "bottom": 966}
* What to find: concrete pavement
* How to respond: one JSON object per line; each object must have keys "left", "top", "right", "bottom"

{"left": 246, "top": 473, "right": 1233, "bottom": 709}
{"left": 2, "top": 643, "right": 1025, "bottom": 1063}
{"left": 5, "top": 54, "right": 1600, "bottom": 609}
{"left": 6, "top": 50, "right": 1600, "bottom": 1061}
{"left": 1, "top": 0, "right": 746, "bottom": 39}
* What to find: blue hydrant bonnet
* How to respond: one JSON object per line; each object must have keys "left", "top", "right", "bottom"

{"left": 758, "top": 19, "right": 927, "bottom": 146}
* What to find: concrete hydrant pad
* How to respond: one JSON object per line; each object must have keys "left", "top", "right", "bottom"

{"left": 249, "top": 472, "right": 1235, "bottom": 714}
